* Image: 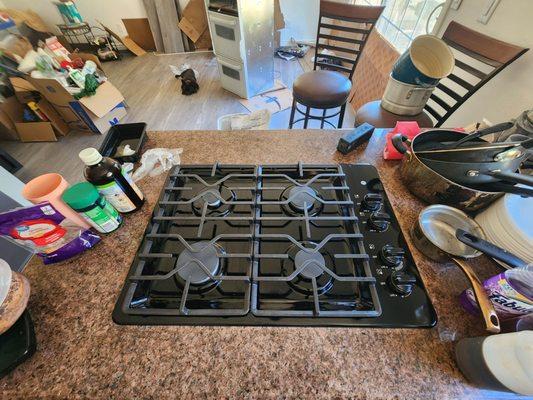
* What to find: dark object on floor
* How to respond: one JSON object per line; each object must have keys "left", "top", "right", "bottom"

{"left": 0, "top": 311, "right": 36, "bottom": 378}
{"left": 337, "top": 123, "right": 375, "bottom": 155}
{"left": 289, "top": 1, "right": 384, "bottom": 129}
{"left": 275, "top": 44, "right": 310, "bottom": 60}
{"left": 99, "top": 122, "right": 147, "bottom": 163}
{"left": 355, "top": 21, "right": 528, "bottom": 129}
{"left": 92, "top": 35, "right": 121, "bottom": 61}
{"left": 176, "top": 68, "right": 199, "bottom": 95}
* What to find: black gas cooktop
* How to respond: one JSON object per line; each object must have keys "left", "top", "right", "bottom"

{"left": 113, "top": 163, "right": 437, "bottom": 327}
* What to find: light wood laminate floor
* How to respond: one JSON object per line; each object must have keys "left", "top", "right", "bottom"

{"left": 1, "top": 52, "right": 355, "bottom": 183}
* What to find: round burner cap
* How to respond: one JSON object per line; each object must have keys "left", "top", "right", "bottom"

{"left": 294, "top": 249, "right": 325, "bottom": 279}
{"left": 201, "top": 189, "right": 222, "bottom": 208}
{"left": 288, "top": 186, "right": 317, "bottom": 211}
{"left": 176, "top": 241, "right": 220, "bottom": 284}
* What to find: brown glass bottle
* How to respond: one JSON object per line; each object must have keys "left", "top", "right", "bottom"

{"left": 79, "top": 148, "right": 144, "bottom": 213}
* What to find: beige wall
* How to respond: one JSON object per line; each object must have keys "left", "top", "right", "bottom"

{"left": 437, "top": 0, "right": 533, "bottom": 126}
{"left": 1, "top": 0, "right": 147, "bottom": 37}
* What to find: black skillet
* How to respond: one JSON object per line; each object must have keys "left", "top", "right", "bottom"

{"left": 417, "top": 156, "right": 533, "bottom": 187}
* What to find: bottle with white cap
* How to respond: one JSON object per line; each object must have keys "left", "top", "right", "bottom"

{"left": 79, "top": 148, "right": 144, "bottom": 213}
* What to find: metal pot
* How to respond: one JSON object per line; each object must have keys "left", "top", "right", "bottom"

{"left": 411, "top": 205, "right": 500, "bottom": 333}
{"left": 392, "top": 134, "right": 508, "bottom": 212}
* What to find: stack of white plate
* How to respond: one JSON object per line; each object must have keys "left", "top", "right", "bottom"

{"left": 475, "top": 194, "right": 533, "bottom": 267}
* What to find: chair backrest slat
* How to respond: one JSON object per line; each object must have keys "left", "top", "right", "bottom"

{"left": 428, "top": 94, "right": 452, "bottom": 112}
{"left": 313, "top": 1, "right": 384, "bottom": 80}
{"left": 447, "top": 73, "right": 474, "bottom": 91}
{"left": 318, "top": 33, "right": 365, "bottom": 46}
{"left": 315, "top": 62, "right": 353, "bottom": 74}
{"left": 424, "top": 104, "right": 443, "bottom": 121}
{"left": 319, "top": 23, "right": 370, "bottom": 35}
{"left": 453, "top": 59, "right": 487, "bottom": 80}
{"left": 442, "top": 21, "right": 525, "bottom": 65}
{"left": 316, "top": 53, "right": 356, "bottom": 65}
{"left": 316, "top": 43, "right": 360, "bottom": 56}
{"left": 424, "top": 21, "right": 528, "bottom": 127}
{"left": 320, "top": 1, "right": 384, "bottom": 23}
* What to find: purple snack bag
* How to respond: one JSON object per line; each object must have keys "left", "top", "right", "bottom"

{"left": 0, "top": 202, "right": 100, "bottom": 264}
{"left": 460, "top": 268, "right": 533, "bottom": 321}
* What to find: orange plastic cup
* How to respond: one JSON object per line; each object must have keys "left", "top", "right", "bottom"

{"left": 22, "top": 173, "right": 90, "bottom": 229}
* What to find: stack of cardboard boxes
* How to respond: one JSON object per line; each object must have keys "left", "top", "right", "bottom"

{"left": 0, "top": 56, "right": 127, "bottom": 142}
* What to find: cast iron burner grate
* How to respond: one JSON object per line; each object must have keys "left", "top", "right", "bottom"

{"left": 113, "top": 163, "right": 437, "bottom": 327}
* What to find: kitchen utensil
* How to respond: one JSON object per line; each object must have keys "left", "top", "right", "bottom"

{"left": 455, "top": 331, "right": 533, "bottom": 395}
{"left": 417, "top": 156, "right": 533, "bottom": 187}
{"left": 392, "top": 134, "right": 509, "bottom": 212}
{"left": 412, "top": 205, "right": 500, "bottom": 333}
{"left": 0, "top": 259, "right": 12, "bottom": 308}
{"left": 0, "top": 310, "right": 36, "bottom": 378}
{"left": 0, "top": 272, "right": 30, "bottom": 335}
{"left": 446, "top": 121, "right": 515, "bottom": 149}
{"left": 22, "top": 173, "right": 90, "bottom": 229}
{"left": 416, "top": 138, "right": 533, "bottom": 163}
{"left": 475, "top": 194, "right": 533, "bottom": 265}
{"left": 455, "top": 229, "right": 529, "bottom": 269}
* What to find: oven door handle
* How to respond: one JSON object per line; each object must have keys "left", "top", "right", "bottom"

{"left": 210, "top": 15, "right": 238, "bottom": 27}
{"left": 217, "top": 58, "right": 242, "bottom": 71}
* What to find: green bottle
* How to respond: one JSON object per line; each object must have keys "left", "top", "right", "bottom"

{"left": 62, "top": 182, "right": 122, "bottom": 233}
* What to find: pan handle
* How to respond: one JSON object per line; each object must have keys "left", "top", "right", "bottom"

{"left": 484, "top": 170, "right": 533, "bottom": 188}
{"left": 452, "top": 257, "right": 500, "bottom": 333}
{"left": 456, "top": 229, "right": 528, "bottom": 269}
{"left": 391, "top": 134, "right": 410, "bottom": 154}
{"left": 450, "top": 121, "right": 514, "bottom": 149}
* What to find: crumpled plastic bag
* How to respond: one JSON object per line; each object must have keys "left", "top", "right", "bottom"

{"left": 132, "top": 148, "right": 183, "bottom": 182}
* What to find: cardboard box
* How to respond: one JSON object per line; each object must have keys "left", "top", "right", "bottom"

{"left": 178, "top": 0, "right": 208, "bottom": 43}
{"left": 0, "top": 96, "right": 65, "bottom": 142}
{"left": 28, "top": 78, "right": 127, "bottom": 134}
{"left": 0, "top": 97, "right": 20, "bottom": 140}
{"left": 9, "top": 77, "right": 39, "bottom": 104}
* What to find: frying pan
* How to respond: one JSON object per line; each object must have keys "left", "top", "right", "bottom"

{"left": 411, "top": 205, "right": 500, "bottom": 333}
{"left": 455, "top": 229, "right": 529, "bottom": 269}
{"left": 417, "top": 138, "right": 533, "bottom": 163}
{"left": 418, "top": 155, "right": 533, "bottom": 187}
{"left": 413, "top": 122, "right": 513, "bottom": 153}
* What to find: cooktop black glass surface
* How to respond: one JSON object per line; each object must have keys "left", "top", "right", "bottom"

{"left": 113, "top": 163, "right": 437, "bottom": 327}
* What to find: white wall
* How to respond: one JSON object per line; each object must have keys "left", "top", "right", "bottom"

{"left": 436, "top": 0, "right": 533, "bottom": 126}
{"left": 279, "top": 0, "right": 319, "bottom": 45}
{"left": 1, "top": 0, "right": 317, "bottom": 45}
{"left": 1, "top": 0, "right": 147, "bottom": 37}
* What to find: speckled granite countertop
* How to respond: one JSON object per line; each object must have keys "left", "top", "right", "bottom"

{"left": 2, "top": 130, "right": 521, "bottom": 399}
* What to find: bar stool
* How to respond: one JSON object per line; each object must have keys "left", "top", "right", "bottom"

{"left": 289, "top": 1, "right": 384, "bottom": 129}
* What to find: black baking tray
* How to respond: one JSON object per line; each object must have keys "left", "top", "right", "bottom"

{"left": 99, "top": 122, "right": 147, "bottom": 163}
